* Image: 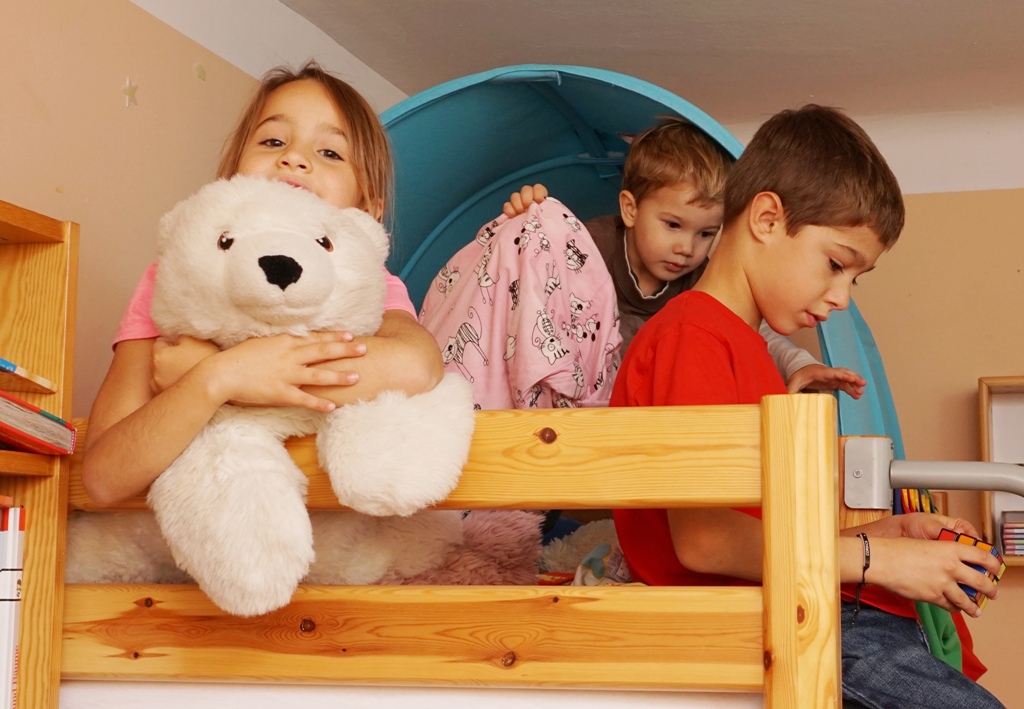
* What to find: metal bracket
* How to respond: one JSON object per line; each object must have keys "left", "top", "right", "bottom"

{"left": 844, "top": 437, "right": 894, "bottom": 510}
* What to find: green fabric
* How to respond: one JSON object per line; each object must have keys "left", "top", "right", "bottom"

{"left": 916, "top": 601, "right": 962, "bottom": 671}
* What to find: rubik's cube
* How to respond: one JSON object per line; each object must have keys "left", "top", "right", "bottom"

{"left": 938, "top": 528, "right": 1007, "bottom": 610}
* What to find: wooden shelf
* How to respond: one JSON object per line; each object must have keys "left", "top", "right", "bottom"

{"left": 979, "top": 376, "right": 1024, "bottom": 566}
{"left": 0, "top": 450, "right": 55, "bottom": 477}
{"left": 0, "top": 197, "right": 78, "bottom": 709}
{"left": 0, "top": 200, "right": 66, "bottom": 244}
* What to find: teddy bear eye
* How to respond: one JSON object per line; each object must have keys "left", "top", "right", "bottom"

{"left": 316, "top": 236, "right": 334, "bottom": 252}
{"left": 218, "top": 233, "right": 234, "bottom": 250}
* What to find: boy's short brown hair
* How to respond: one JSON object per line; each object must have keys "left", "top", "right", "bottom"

{"left": 622, "top": 117, "right": 732, "bottom": 207}
{"left": 723, "top": 104, "right": 904, "bottom": 247}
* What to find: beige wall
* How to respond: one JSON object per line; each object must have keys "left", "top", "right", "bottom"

{"left": 853, "top": 188, "right": 1024, "bottom": 705}
{"left": 0, "top": 0, "right": 254, "bottom": 416}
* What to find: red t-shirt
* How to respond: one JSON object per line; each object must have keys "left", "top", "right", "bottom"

{"left": 611, "top": 291, "right": 916, "bottom": 619}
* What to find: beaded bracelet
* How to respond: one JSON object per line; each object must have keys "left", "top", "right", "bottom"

{"left": 852, "top": 532, "right": 871, "bottom": 625}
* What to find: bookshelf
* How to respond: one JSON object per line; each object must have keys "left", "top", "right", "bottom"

{"left": 979, "top": 376, "right": 1024, "bottom": 567}
{"left": 0, "top": 198, "right": 78, "bottom": 709}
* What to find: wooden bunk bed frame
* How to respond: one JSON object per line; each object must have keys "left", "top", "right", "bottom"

{"left": 62, "top": 394, "right": 842, "bottom": 707}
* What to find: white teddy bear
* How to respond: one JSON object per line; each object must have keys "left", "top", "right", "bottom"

{"left": 70, "top": 175, "right": 476, "bottom": 616}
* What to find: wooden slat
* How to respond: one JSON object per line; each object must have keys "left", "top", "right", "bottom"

{"left": 0, "top": 449, "right": 54, "bottom": 476}
{"left": 0, "top": 198, "right": 66, "bottom": 244}
{"left": 62, "top": 583, "right": 764, "bottom": 690}
{"left": 761, "top": 394, "right": 841, "bottom": 708}
{"left": 61, "top": 393, "right": 845, "bottom": 704}
{"left": 57, "top": 222, "right": 79, "bottom": 416}
{"left": 68, "top": 404, "right": 763, "bottom": 511}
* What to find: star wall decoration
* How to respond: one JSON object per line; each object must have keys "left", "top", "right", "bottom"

{"left": 122, "top": 77, "right": 138, "bottom": 107}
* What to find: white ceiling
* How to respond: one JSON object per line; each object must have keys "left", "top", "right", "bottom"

{"left": 129, "top": 0, "right": 1024, "bottom": 194}
{"left": 280, "top": 0, "right": 1024, "bottom": 124}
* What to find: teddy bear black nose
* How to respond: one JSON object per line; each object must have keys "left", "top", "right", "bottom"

{"left": 258, "top": 255, "right": 303, "bottom": 290}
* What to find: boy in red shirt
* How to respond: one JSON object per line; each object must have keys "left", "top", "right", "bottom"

{"left": 612, "top": 105, "right": 1005, "bottom": 708}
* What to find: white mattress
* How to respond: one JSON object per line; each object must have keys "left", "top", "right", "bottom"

{"left": 60, "top": 682, "right": 762, "bottom": 708}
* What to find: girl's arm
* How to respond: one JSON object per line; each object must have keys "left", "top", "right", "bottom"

{"left": 305, "top": 309, "right": 444, "bottom": 403}
{"left": 152, "top": 310, "right": 443, "bottom": 407}
{"left": 82, "top": 333, "right": 356, "bottom": 507}
{"left": 83, "top": 338, "right": 221, "bottom": 507}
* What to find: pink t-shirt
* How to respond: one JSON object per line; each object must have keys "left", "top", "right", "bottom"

{"left": 113, "top": 263, "right": 417, "bottom": 346}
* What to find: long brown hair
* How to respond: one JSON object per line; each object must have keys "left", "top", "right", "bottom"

{"left": 217, "top": 61, "right": 393, "bottom": 220}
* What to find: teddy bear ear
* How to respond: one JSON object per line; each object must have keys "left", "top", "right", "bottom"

{"left": 156, "top": 191, "right": 192, "bottom": 256}
{"left": 339, "top": 207, "right": 390, "bottom": 263}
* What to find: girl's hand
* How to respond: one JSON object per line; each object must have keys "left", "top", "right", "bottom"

{"left": 786, "top": 363, "right": 866, "bottom": 398}
{"left": 152, "top": 336, "right": 220, "bottom": 394}
{"left": 503, "top": 183, "right": 549, "bottom": 217}
{"left": 866, "top": 534, "right": 1001, "bottom": 617}
{"left": 207, "top": 331, "right": 364, "bottom": 412}
{"left": 303, "top": 310, "right": 443, "bottom": 406}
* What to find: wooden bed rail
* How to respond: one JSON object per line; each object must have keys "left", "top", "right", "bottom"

{"left": 62, "top": 394, "right": 841, "bottom": 707}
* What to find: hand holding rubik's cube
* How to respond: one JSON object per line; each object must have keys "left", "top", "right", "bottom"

{"left": 938, "top": 528, "right": 1006, "bottom": 610}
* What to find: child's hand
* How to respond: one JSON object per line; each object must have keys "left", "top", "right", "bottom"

{"left": 887, "top": 511, "right": 981, "bottom": 541}
{"left": 152, "top": 336, "right": 221, "bottom": 394}
{"left": 786, "top": 363, "right": 866, "bottom": 398}
{"left": 853, "top": 514, "right": 1001, "bottom": 616}
{"left": 503, "top": 183, "right": 549, "bottom": 217}
{"left": 206, "top": 331, "right": 363, "bottom": 412}
{"left": 867, "top": 534, "right": 1001, "bottom": 616}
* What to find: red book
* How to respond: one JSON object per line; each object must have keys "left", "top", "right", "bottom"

{"left": 0, "top": 389, "right": 75, "bottom": 455}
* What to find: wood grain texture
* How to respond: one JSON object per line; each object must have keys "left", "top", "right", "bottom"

{"left": 0, "top": 242, "right": 71, "bottom": 414}
{"left": 0, "top": 200, "right": 77, "bottom": 709}
{"left": 63, "top": 584, "right": 764, "bottom": 690}
{"left": 0, "top": 200, "right": 65, "bottom": 244}
{"left": 1, "top": 464, "right": 70, "bottom": 709}
{"left": 61, "top": 393, "right": 844, "bottom": 706}
{"left": 761, "top": 394, "right": 841, "bottom": 708}
{"left": 0, "top": 450, "right": 53, "bottom": 476}
{"left": 68, "top": 404, "right": 763, "bottom": 511}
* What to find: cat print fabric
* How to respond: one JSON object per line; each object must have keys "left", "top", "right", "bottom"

{"left": 420, "top": 198, "right": 621, "bottom": 410}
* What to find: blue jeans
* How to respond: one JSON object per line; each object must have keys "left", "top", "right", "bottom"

{"left": 841, "top": 602, "right": 1005, "bottom": 708}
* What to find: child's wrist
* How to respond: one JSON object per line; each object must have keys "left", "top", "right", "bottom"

{"left": 852, "top": 532, "right": 871, "bottom": 624}
{"left": 190, "top": 352, "right": 235, "bottom": 406}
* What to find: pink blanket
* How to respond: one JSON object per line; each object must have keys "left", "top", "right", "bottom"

{"left": 420, "top": 199, "right": 622, "bottom": 409}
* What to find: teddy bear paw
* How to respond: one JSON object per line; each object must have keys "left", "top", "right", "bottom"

{"left": 318, "top": 373, "right": 476, "bottom": 516}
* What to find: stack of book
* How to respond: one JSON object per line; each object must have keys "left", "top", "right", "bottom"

{"left": 1001, "top": 510, "right": 1024, "bottom": 557}
{"left": 1, "top": 496, "right": 25, "bottom": 709}
{"left": 0, "top": 355, "right": 75, "bottom": 456}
